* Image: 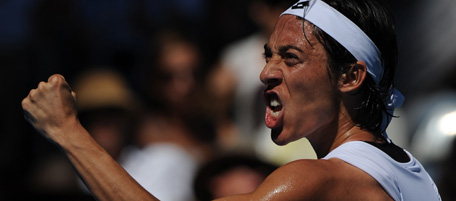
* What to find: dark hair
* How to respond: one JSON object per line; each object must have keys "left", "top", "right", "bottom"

{"left": 309, "top": 0, "right": 398, "bottom": 137}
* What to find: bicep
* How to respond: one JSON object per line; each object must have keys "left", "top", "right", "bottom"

{"left": 214, "top": 160, "right": 329, "bottom": 201}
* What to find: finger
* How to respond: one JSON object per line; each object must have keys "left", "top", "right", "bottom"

{"left": 28, "top": 89, "right": 37, "bottom": 102}
{"left": 21, "top": 96, "right": 39, "bottom": 125}
{"left": 48, "top": 74, "right": 65, "bottom": 83}
{"left": 37, "top": 81, "right": 46, "bottom": 90}
{"left": 48, "top": 74, "right": 66, "bottom": 89}
{"left": 21, "top": 95, "right": 31, "bottom": 110}
{"left": 47, "top": 74, "right": 75, "bottom": 97}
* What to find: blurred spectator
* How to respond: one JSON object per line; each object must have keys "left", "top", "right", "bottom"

{"left": 203, "top": 61, "right": 241, "bottom": 153}
{"left": 75, "top": 68, "right": 140, "bottom": 160}
{"left": 193, "top": 154, "right": 278, "bottom": 201}
{"left": 136, "top": 28, "right": 215, "bottom": 155}
{"left": 124, "top": 29, "right": 216, "bottom": 201}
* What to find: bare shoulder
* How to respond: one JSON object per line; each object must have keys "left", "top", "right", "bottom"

{"left": 217, "top": 158, "right": 392, "bottom": 201}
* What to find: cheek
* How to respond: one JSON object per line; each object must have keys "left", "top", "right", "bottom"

{"left": 291, "top": 70, "right": 333, "bottom": 105}
{"left": 286, "top": 70, "right": 339, "bottom": 129}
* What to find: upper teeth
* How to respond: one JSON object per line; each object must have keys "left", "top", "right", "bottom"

{"left": 271, "top": 99, "right": 281, "bottom": 107}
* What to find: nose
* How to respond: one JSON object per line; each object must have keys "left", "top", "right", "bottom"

{"left": 260, "top": 61, "right": 282, "bottom": 87}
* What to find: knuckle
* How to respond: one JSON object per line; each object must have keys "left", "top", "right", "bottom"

{"left": 38, "top": 81, "right": 46, "bottom": 89}
{"left": 21, "top": 98, "right": 28, "bottom": 108}
{"left": 49, "top": 74, "right": 64, "bottom": 84}
{"left": 29, "top": 89, "right": 37, "bottom": 99}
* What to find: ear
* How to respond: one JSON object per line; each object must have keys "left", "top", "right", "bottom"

{"left": 338, "top": 61, "right": 367, "bottom": 93}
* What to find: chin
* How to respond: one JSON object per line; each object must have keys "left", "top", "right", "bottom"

{"left": 271, "top": 128, "right": 290, "bottom": 146}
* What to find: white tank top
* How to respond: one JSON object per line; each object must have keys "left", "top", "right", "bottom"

{"left": 323, "top": 141, "right": 441, "bottom": 201}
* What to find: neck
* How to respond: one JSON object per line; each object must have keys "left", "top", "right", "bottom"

{"left": 308, "top": 114, "right": 382, "bottom": 158}
{"left": 331, "top": 125, "right": 381, "bottom": 149}
{"left": 308, "top": 93, "right": 384, "bottom": 158}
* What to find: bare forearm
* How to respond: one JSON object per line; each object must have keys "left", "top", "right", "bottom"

{"left": 22, "top": 75, "right": 158, "bottom": 200}
{"left": 58, "top": 123, "right": 158, "bottom": 201}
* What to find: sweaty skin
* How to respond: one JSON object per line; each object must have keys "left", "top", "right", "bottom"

{"left": 22, "top": 15, "right": 392, "bottom": 201}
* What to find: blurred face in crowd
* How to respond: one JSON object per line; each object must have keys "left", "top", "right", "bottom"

{"left": 158, "top": 40, "right": 200, "bottom": 108}
{"left": 260, "top": 15, "right": 340, "bottom": 145}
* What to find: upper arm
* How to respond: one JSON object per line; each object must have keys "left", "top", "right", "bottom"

{"left": 214, "top": 159, "right": 333, "bottom": 201}
{"left": 214, "top": 158, "right": 392, "bottom": 201}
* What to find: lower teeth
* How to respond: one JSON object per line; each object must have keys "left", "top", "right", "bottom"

{"left": 271, "top": 110, "right": 279, "bottom": 117}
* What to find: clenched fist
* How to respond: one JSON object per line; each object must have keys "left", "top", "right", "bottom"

{"left": 22, "top": 74, "right": 79, "bottom": 144}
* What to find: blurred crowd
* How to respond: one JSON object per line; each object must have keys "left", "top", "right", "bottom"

{"left": 1, "top": 0, "right": 456, "bottom": 200}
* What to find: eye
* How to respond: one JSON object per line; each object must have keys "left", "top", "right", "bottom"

{"left": 284, "top": 53, "right": 300, "bottom": 65}
{"left": 284, "top": 53, "right": 298, "bottom": 60}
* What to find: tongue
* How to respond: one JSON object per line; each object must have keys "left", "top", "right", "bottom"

{"left": 265, "top": 107, "right": 281, "bottom": 129}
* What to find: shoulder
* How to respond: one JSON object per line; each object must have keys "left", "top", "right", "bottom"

{"left": 230, "top": 158, "right": 392, "bottom": 201}
{"left": 249, "top": 159, "right": 351, "bottom": 200}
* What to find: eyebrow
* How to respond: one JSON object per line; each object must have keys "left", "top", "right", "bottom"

{"left": 263, "top": 43, "right": 303, "bottom": 54}
{"left": 279, "top": 45, "right": 303, "bottom": 53}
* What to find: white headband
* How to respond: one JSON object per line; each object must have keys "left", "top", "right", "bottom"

{"left": 281, "top": 0, "right": 404, "bottom": 140}
{"left": 281, "top": 0, "right": 383, "bottom": 85}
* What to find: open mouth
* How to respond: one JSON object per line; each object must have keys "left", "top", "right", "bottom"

{"left": 268, "top": 94, "right": 282, "bottom": 117}
{"left": 264, "top": 92, "right": 283, "bottom": 128}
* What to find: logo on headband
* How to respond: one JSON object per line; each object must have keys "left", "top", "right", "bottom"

{"left": 291, "top": 1, "right": 309, "bottom": 9}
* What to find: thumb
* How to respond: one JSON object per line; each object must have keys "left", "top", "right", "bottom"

{"left": 48, "top": 74, "right": 65, "bottom": 83}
